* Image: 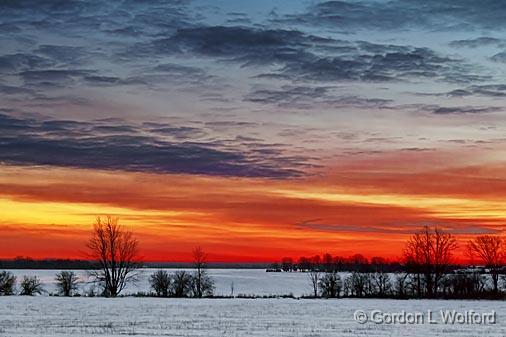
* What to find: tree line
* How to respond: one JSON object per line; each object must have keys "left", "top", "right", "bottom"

{"left": 0, "top": 258, "right": 98, "bottom": 270}
{"left": 274, "top": 226, "right": 506, "bottom": 299}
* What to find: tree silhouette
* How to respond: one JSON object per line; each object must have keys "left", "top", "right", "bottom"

{"left": 404, "top": 226, "right": 457, "bottom": 297}
{"left": 87, "top": 216, "right": 139, "bottom": 297}
{"left": 319, "top": 271, "right": 341, "bottom": 298}
{"left": 308, "top": 269, "right": 320, "bottom": 297}
{"left": 467, "top": 235, "right": 504, "bottom": 293}
{"left": 55, "top": 271, "right": 79, "bottom": 296}
{"left": 192, "top": 247, "right": 214, "bottom": 297}
{"left": 20, "top": 276, "right": 43, "bottom": 296}
{"left": 0, "top": 271, "right": 16, "bottom": 296}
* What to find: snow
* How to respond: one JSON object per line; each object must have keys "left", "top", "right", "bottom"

{"left": 0, "top": 297, "right": 504, "bottom": 336}
{"left": 1, "top": 269, "right": 504, "bottom": 336}
{"left": 6, "top": 268, "right": 316, "bottom": 297}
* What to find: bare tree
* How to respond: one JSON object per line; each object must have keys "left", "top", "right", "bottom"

{"left": 55, "top": 271, "right": 79, "bottom": 296}
{"left": 467, "top": 235, "right": 504, "bottom": 293}
{"left": 404, "top": 256, "right": 423, "bottom": 297}
{"left": 0, "top": 271, "right": 16, "bottom": 295}
{"left": 192, "top": 247, "right": 215, "bottom": 298}
{"left": 394, "top": 273, "right": 409, "bottom": 298}
{"left": 150, "top": 270, "right": 171, "bottom": 297}
{"left": 345, "top": 272, "right": 371, "bottom": 297}
{"left": 319, "top": 271, "right": 341, "bottom": 298}
{"left": 87, "top": 216, "right": 140, "bottom": 297}
{"left": 444, "top": 272, "right": 486, "bottom": 298}
{"left": 372, "top": 271, "right": 392, "bottom": 297}
{"left": 20, "top": 276, "right": 43, "bottom": 295}
{"left": 308, "top": 269, "right": 320, "bottom": 297}
{"left": 404, "top": 226, "right": 457, "bottom": 297}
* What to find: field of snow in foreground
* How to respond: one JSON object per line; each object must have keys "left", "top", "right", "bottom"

{"left": 0, "top": 297, "right": 504, "bottom": 337}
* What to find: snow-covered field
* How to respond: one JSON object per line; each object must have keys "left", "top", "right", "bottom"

{"left": 1, "top": 269, "right": 504, "bottom": 336}
{"left": 0, "top": 297, "right": 504, "bottom": 336}
{"left": 6, "top": 268, "right": 317, "bottom": 296}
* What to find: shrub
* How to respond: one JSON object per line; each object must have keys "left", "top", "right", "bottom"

{"left": 0, "top": 271, "right": 16, "bottom": 295}
{"left": 20, "top": 276, "right": 43, "bottom": 296}
{"left": 150, "top": 270, "right": 171, "bottom": 297}
{"left": 170, "top": 271, "right": 192, "bottom": 297}
{"left": 55, "top": 271, "right": 79, "bottom": 296}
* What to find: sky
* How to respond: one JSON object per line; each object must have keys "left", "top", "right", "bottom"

{"left": 1, "top": 0, "right": 506, "bottom": 262}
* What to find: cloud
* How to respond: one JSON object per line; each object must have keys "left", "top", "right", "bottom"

{"left": 0, "top": 0, "right": 193, "bottom": 36}
{"left": 432, "top": 106, "right": 498, "bottom": 115}
{"left": 0, "top": 113, "right": 308, "bottom": 178}
{"left": 0, "top": 3, "right": 492, "bottom": 114}
{"left": 0, "top": 0, "right": 206, "bottom": 95}
{"left": 149, "top": 25, "right": 479, "bottom": 84}
{"left": 145, "top": 26, "right": 313, "bottom": 65}
{"left": 447, "top": 84, "right": 506, "bottom": 97}
{"left": 244, "top": 85, "right": 391, "bottom": 109}
{"left": 490, "top": 52, "right": 506, "bottom": 63}
{"left": 449, "top": 37, "right": 504, "bottom": 48}
{"left": 279, "top": 0, "right": 506, "bottom": 32}
{"left": 19, "top": 69, "right": 95, "bottom": 88}
{"left": 34, "top": 44, "right": 87, "bottom": 64}
{"left": 296, "top": 220, "right": 423, "bottom": 234}
{"left": 296, "top": 220, "right": 499, "bottom": 235}
{"left": 278, "top": 1, "right": 426, "bottom": 31}
{"left": 0, "top": 84, "right": 36, "bottom": 95}
{"left": 148, "top": 63, "right": 217, "bottom": 87}
{"left": 0, "top": 53, "right": 54, "bottom": 73}
{"left": 142, "top": 122, "right": 208, "bottom": 139}
{"left": 278, "top": 46, "right": 471, "bottom": 83}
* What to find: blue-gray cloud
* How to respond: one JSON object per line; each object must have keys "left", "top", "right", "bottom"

{"left": 431, "top": 106, "right": 498, "bottom": 115}
{"left": 0, "top": 1, "right": 493, "bottom": 111}
{"left": 0, "top": 0, "right": 505, "bottom": 181}
{"left": 145, "top": 26, "right": 483, "bottom": 84}
{"left": 449, "top": 37, "right": 505, "bottom": 49}
{"left": 447, "top": 84, "right": 506, "bottom": 97}
{"left": 0, "top": 113, "right": 309, "bottom": 178}
{"left": 280, "top": 1, "right": 506, "bottom": 32}
{"left": 245, "top": 85, "right": 392, "bottom": 109}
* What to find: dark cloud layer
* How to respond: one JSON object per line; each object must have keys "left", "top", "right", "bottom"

{"left": 0, "top": 1, "right": 491, "bottom": 110}
{"left": 0, "top": 0, "right": 505, "bottom": 180}
{"left": 0, "top": 114, "right": 308, "bottom": 178}
{"left": 149, "top": 26, "right": 480, "bottom": 84}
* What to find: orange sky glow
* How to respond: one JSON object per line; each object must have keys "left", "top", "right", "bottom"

{"left": 2, "top": 157, "right": 505, "bottom": 262}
